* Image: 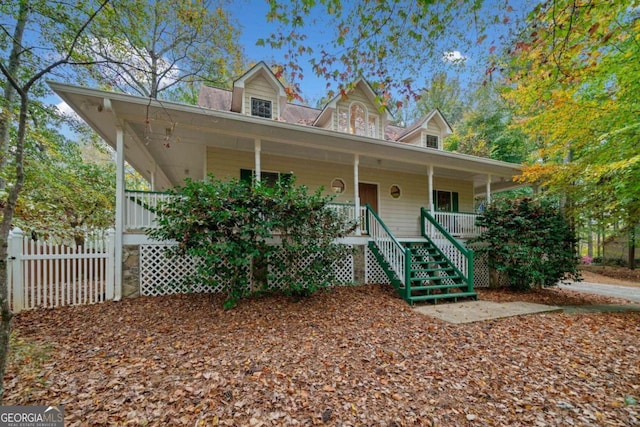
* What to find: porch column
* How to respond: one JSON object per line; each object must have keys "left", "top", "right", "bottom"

{"left": 428, "top": 165, "right": 434, "bottom": 214}
{"left": 114, "top": 126, "right": 124, "bottom": 300}
{"left": 486, "top": 174, "right": 492, "bottom": 205}
{"left": 150, "top": 162, "right": 156, "bottom": 191}
{"left": 353, "top": 154, "right": 360, "bottom": 235}
{"left": 254, "top": 139, "right": 261, "bottom": 183}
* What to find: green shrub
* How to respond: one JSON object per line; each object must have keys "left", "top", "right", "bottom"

{"left": 472, "top": 197, "right": 580, "bottom": 290}
{"left": 146, "top": 175, "right": 354, "bottom": 307}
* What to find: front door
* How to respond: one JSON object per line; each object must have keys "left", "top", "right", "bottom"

{"left": 359, "top": 182, "right": 378, "bottom": 213}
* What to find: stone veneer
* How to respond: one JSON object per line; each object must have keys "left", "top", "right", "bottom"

{"left": 122, "top": 245, "right": 140, "bottom": 298}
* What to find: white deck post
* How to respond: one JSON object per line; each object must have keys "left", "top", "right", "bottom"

{"left": 114, "top": 126, "right": 124, "bottom": 300}
{"left": 8, "top": 227, "right": 24, "bottom": 313}
{"left": 353, "top": 154, "right": 360, "bottom": 235}
{"left": 254, "top": 139, "right": 261, "bottom": 183}
{"left": 486, "top": 174, "right": 492, "bottom": 205}
{"left": 105, "top": 228, "right": 116, "bottom": 300}
{"left": 150, "top": 162, "right": 156, "bottom": 191}
{"left": 428, "top": 165, "right": 434, "bottom": 214}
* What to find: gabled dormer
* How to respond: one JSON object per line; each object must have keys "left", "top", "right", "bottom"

{"left": 396, "top": 109, "right": 452, "bottom": 149}
{"left": 314, "top": 79, "right": 393, "bottom": 139}
{"left": 231, "top": 62, "right": 287, "bottom": 120}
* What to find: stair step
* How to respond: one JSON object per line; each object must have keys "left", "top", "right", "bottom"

{"left": 409, "top": 291, "right": 478, "bottom": 302}
{"left": 409, "top": 276, "right": 464, "bottom": 283}
{"left": 411, "top": 259, "right": 449, "bottom": 265}
{"left": 410, "top": 267, "right": 456, "bottom": 274}
{"left": 409, "top": 283, "right": 469, "bottom": 291}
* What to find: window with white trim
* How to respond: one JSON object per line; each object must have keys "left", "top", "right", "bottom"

{"left": 251, "top": 98, "right": 272, "bottom": 118}
{"left": 240, "top": 169, "right": 292, "bottom": 188}
{"left": 368, "top": 114, "right": 379, "bottom": 138}
{"left": 424, "top": 134, "right": 439, "bottom": 149}
{"left": 337, "top": 102, "right": 379, "bottom": 138}
{"left": 432, "top": 190, "right": 459, "bottom": 212}
{"left": 338, "top": 108, "right": 348, "bottom": 132}
{"left": 350, "top": 103, "right": 366, "bottom": 135}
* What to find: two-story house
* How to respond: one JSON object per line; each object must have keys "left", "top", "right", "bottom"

{"left": 50, "top": 62, "right": 523, "bottom": 304}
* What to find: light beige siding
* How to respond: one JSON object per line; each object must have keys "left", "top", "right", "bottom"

{"left": 244, "top": 74, "right": 279, "bottom": 118}
{"left": 206, "top": 147, "right": 475, "bottom": 237}
{"left": 401, "top": 133, "right": 422, "bottom": 146}
{"left": 433, "top": 177, "right": 475, "bottom": 213}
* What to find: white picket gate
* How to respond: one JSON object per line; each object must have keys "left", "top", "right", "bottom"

{"left": 7, "top": 228, "right": 115, "bottom": 313}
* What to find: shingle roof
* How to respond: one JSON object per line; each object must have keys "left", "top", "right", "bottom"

{"left": 198, "top": 86, "right": 232, "bottom": 111}
{"left": 197, "top": 82, "right": 447, "bottom": 142}
{"left": 281, "top": 103, "right": 321, "bottom": 125}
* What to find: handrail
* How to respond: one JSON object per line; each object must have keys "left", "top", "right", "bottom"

{"left": 421, "top": 207, "right": 474, "bottom": 289}
{"left": 365, "top": 204, "right": 407, "bottom": 287}
{"left": 125, "top": 189, "right": 170, "bottom": 195}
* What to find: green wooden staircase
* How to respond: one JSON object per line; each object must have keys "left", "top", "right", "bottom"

{"left": 403, "top": 240, "right": 477, "bottom": 302}
{"left": 365, "top": 205, "right": 477, "bottom": 304}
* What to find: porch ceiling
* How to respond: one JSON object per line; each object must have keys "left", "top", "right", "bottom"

{"left": 50, "top": 82, "right": 524, "bottom": 192}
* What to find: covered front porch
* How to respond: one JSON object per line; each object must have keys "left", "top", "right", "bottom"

{"left": 51, "top": 82, "right": 524, "bottom": 302}
{"left": 124, "top": 190, "right": 483, "bottom": 239}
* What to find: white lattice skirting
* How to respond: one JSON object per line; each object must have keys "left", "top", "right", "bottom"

{"left": 140, "top": 244, "right": 354, "bottom": 297}
{"left": 140, "top": 243, "right": 494, "bottom": 297}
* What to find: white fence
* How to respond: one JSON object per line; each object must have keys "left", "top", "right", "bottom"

{"left": 7, "top": 228, "right": 115, "bottom": 313}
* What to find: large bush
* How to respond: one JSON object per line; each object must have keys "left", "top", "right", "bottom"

{"left": 473, "top": 197, "right": 580, "bottom": 290}
{"left": 146, "top": 175, "right": 354, "bottom": 307}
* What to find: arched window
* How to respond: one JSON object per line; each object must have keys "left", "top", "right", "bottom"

{"left": 337, "top": 102, "right": 379, "bottom": 137}
{"left": 350, "top": 102, "right": 367, "bottom": 136}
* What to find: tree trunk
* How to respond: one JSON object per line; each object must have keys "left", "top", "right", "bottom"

{"left": 0, "top": 93, "right": 28, "bottom": 403}
{"left": 0, "top": 1, "right": 31, "bottom": 403}
{"left": 0, "top": 0, "right": 28, "bottom": 191}
{"left": 630, "top": 224, "right": 636, "bottom": 270}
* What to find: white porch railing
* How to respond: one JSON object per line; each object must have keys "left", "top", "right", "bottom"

{"left": 366, "top": 208, "right": 406, "bottom": 286}
{"left": 125, "top": 191, "right": 173, "bottom": 230}
{"left": 327, "top": 203, "right": 366, "bottom": 233}
{"left": 432, "top": 211, "right": 482, "bottom": 238}
{"left": 125, "top": 191, "right": 365, "bottom": 234}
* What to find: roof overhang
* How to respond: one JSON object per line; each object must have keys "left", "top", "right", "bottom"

{"left": 50, "top": 82, "right": 525, "bottom": 194}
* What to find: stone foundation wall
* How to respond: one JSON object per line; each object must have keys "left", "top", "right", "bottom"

{"left": 353, "top": 245, "right": 365, "bottom": 284}
{"left": 122, "top": 245, "right": 140, "bottom": 298}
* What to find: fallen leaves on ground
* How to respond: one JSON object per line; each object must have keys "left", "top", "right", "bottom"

{"left": 6, "top": 285, "right": 640, "bottom": 426}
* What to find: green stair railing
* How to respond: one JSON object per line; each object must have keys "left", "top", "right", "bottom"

{"left": 364, "top": 204, "right": 411, "bottom": 300}
{"left": 420, "top": 208, "right": 474, "bottom": 292}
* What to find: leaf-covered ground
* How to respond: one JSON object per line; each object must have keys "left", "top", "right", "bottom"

{"left": 6, "top": 285, "right": 640, "bottom": 426}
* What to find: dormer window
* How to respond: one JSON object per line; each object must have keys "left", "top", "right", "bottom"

{"left": 425, "top": 134, "right": 439, "bottom": 149}
{"left": 251, "top": 98, "right": 272, "bottom": 118}
{"left": 337, "top": 102, "right": 379, "bottom": 137}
